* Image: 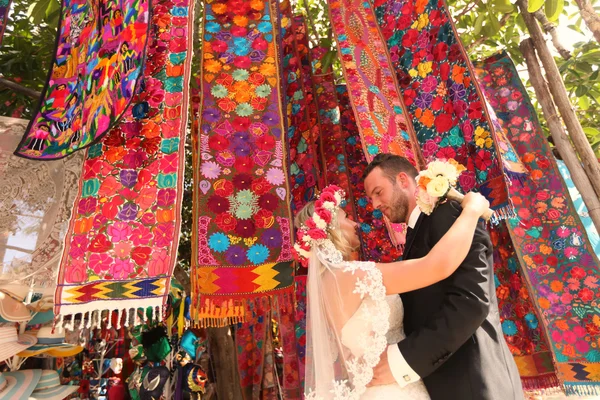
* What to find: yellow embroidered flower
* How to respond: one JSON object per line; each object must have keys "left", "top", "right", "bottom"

{"left": 204, "top": 59, "right": 222, "bottom": 74}
{"left": 418, "top": 61, "right": 432, "bottom": 78}
{"left": 540, "top": 244, "right": 552, "bottom": 255}
{"left": 475, "top": 126, "right": 493, "bottom": 148}
{"left": 408, "top": 69, "right": 418, "bottom": 78}
{"left": 416, "top": 13, "right": 429, "bottom": 30}
{"left": 233, "top": 15, "right": 248, "bottom": 26}
{"left": 259, "top": 62, "right": 277, "bottom": 77}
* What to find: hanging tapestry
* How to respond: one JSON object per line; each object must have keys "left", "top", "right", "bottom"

{"left": 475, "top": 51, "right": 600, "bottom": 396}
{"left": 235, "top": 298, "right": 271, "bottom": 400}
{"left": 309, "top": 46, "right": 351, "bottom": 196}
{"left": 272, "top": 292, "right": 301, "bottom": 398}
{"left": 14, "top": 0, "right": 151, "bottom": 160}
{"left": 191, "top": 0, "right": 295, "bottom": 327}
{"left": 54, "top": 0, "right": 192, "bottom": 328}
{"left": 294, "top": 275, "right": 307, "bottom": 390}
{"left": 295, "top": 16, "right": 325, "bottom": 189}
{"left": 0, "top": 117, "right": 83, "bottom": 287}
{"left": 327, "top": 0, "right": 422, "bottom": 167}
{"left": 337, "top": 85, "right": 405, "bottom": 262}
{"left": 281, "top": 9, "right": 321, "bottom": 212}
{"left": 0, "top": 0, "right": 11, "bottom": 45}
{"left": 490, "top": 223, "right": 561, "bottom": 392}
{"left": 372, "top": 0, "right": 527, "bottom": 220}
{"left": 557, "top": 160, "right": 600, "bottom": 256}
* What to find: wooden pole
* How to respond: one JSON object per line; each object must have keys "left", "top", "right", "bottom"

{"left": 573, "top": 0, "right": 600, "bottom": 44}
{"left": 521, "top": 38, "right": 600, "bottom": 234}
{"left": 518, "top": 0, "right": 600, "bottom": 199}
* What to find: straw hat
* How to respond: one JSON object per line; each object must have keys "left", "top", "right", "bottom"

{"left": 0, "top": 326, "right": 37, "bottom": 361}
{"left": 28, "top": 370, "right": 78, "bottom": 400}
{"left": 0, "top": 370, "right": 42, "bottom": 400}
{"left": 0, "top": 290, "right": 32, "bottom": 322}
{"left": 17, "top": 326, "right": 83, "bottom": 358}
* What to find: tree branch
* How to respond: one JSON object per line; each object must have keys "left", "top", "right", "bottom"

{"left": 573, "top": 0, "right": 600, "bottom": 45}
{"left": 456, "top": 1, "right": 478, "bottom": 19}
{"left": 302, "top": 0, "right": 320, "bottom": 48}
{"left": 532, "top": 9, "right": 571, "bottom": 59}
{"left": 0, "top": 77, "right": 41, "bottom": 99}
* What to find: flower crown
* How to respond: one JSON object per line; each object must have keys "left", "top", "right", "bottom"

{"left": 293, "top": 185, "right": 346, "bottom": 267}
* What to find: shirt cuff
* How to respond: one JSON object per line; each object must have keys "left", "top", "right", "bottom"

{"left": 387, "top": 345, "right": 421, "bottom": 387}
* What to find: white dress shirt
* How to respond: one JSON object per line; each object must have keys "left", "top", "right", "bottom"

{"left": 386, "top": 205, "right": 422, "bottom": 386}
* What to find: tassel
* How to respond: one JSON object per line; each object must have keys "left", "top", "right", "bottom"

{"left": 106, "top": 310, "right": 113, "bottom": 329}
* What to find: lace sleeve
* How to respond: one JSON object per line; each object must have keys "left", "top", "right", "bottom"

{"left": 305, "top": 257, "right": 391, "bottom": 400}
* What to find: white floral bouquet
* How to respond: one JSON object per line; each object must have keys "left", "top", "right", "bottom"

{"left": 416, "top": 159, "right": 494, "bottom": 220}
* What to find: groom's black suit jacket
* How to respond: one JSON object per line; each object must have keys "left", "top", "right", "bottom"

{"left": 399, "top": 201, "right": 524, "bottom": 400}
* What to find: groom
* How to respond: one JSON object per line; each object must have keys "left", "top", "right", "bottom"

{"left": 364, "top": 154, "right": 524, "bottom": 400}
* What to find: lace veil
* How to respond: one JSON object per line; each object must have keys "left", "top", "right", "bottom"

{"left": 304, "top": 240, "right": 391, "bottom": 400}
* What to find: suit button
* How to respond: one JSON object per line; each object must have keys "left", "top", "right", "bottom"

{"left": 403, "top": 375, "right": 411, "bottom": 382}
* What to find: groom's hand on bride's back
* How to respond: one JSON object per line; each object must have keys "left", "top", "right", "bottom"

{"left": 367, "top": 351, "right": 396, "bottom": 387}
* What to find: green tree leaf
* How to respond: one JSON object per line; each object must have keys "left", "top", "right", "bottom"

{"left": 527, "top": 0, "right": 545, "bottom": 13}
{"left": 545, "top": 0, "right": 564, "bottom": 21}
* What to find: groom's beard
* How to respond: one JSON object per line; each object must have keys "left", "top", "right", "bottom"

{"left": 387, "top": 189, "right": 409, "bottom": 224}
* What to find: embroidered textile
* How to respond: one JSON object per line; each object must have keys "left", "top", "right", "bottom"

{"left": 273, "top": 292, "right": 301, "bottom": 398}
{"left": 14, "top": 0, "right": 151, "bottom": 160}
{"left": 475, "top": 52, "right": 600, "bottom": 395}
{"left": 0, "top": 0, "right": 11, "bottom": 46}
{"left": 0, "top": 117, "right": 83, "bottom": 286}
{"left": 328, "top": 0, "right": 421, "bottom": 166}
{"left": 310, "top": 46, "right": 352, "bottom": 200}
{"left": 54, "top": 0, "right": 192, "bottom": 327}
{"left": 235, "top": 298, "right": 270, "bottom": 399}
{"left": 337, "top": 85, "right": 404, "bottom": 262}
{"left": 490, "top": 223, "right": 560, "bottom": 392}
{"left": 281, "top": 10, "right": 322, "bottom": 212}
{"left": 557, "top": 160, "right": 600, "bottom": 256}
{"left": 373, "top": 0, "right": 525, "bottom": 219}
{"left": 192, "top": 0, "right": 295, "bottom": 326}
{"left": 294, "top": 275, "right": 307, "bottom": 390}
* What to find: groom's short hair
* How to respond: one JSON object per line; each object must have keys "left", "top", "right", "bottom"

{"left": 363, "top": 153, "right": 418, "bottom": 182}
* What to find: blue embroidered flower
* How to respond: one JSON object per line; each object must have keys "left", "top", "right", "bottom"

{"left": 161, "top": 138, "right": 180, "bottom": 154}
{"left": 361, "top": 223, "right": 371, "bottom": 234}
{"left": 372, "top": 209, "right": 383, "bottom": 219}
{"left": 247, "top": 244, "right": 269, "bottom": 265}
{"left": 501, "top": 320, "right": 518, "bottom": 336}
{"left": 157, "top": 173, "right": 177, "bottom": 189}
{"left": 132, "top": 101, "right": 149, "bottom": 119}
{"left": 169, "top": 52, "right": 187, "bottom": 66}
{"left": 172, "top": 6, "right": 188, "bottom": 16}
{"left": 88, "top": 143, "right": 103, "bottom": 158}
{"left": 358, "top": 197, "right": 368, "bottom": 207}
{"left": 493, "top": 274, "right": 500, "bottom": 288}
{"left": 205, "top": 21, "right": 221, "bottom": 33}
{"left": 208, "top": 233, "right": 230, "bottom": 253}
{"left": 82, "top": 179, "right": 100, "bottom": 198}
{"left": 367, "top": 145, "right": 379, "bottom": 155}
{"left": 507, "top": 258, "right": 518, "bottom": 273}
{"left": 347, "top": 136, "right": 357, "bottom": 146}
{"left": 524, "top": 313, "right": 538, "bottom": 330}
{"left": 257, "top": 22, "right": 272, "bottom": 33}
{"left": 232, "top": 37, "right": 251, "bottom": 56}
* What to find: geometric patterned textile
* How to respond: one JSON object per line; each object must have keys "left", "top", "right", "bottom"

{"left": 272, "top": 292, "right": 301, "bottom": 399}
{"left": 328, "top": 0, "right": 423, "bottom": 167}
{"left": 14, "top": 0, "right": 150, "bottom": 160}
{"left": 557, "top": 160, "right": 600, "bottom": 257}
{"left": 294, "top": 275, "right": 307, "bottom": 391}
{"left": 475, "top": 52, "right": 600, "bottom": 395}
{"left": 373, "top": 0, "right": 525, "bottom": 220}
{"left": 490, "top": 222, "right": 561, "bottom": 392}
{"left": 337, "top": 85, "right": 405, "bottom": 263}
{"left": 191, "top": 0, "right": 294, "bottom": 327}
{"left": 0, "top": 0, "right": 11, "bottom": 46}
{"left": 54, "top": 0, "right": 193, "bottom": 328}
{"left": 0, "top": 117, "right": 83, "bottom": 287}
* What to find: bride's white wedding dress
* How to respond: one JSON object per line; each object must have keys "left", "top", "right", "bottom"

{"left": 341, "top": 294, "right": 431, "bottom": 400}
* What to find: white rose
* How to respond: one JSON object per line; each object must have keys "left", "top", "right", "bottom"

{"left": 322, "top": 201, "right": 335, "bottom": 210}
{"left": 415, "top": 187, "right": 435, "bottom": 215}
{"left": 334, "top": 192, "right": 342, "bottom": 204}
{"left": 426, "top": 176, "right": 450, "bottom": 198}
{"left": 313, "top": 215, "right": 327, "bottom": 230}
{"left": 298, "top": 248, "right": 311, "bottom": 259}
{"left": 426, "top": 161, "right": 459, "bottom": 185}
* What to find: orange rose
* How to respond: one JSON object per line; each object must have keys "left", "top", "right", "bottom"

{"left": 157, "top": 208, "right": 175, "bottom": 223}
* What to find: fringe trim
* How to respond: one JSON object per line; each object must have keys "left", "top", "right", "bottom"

{"left": 192, "top": 287, "right": 295, "bottom": 328}
{"left": 490, "top": 203, "right": 517, "bottom": 225}
{"left": 564, "top": 383, "right": 600, "bottom": 397}
{"left": 521, "top": 374, "right": 562, "bottom": 394}
{"left": 54, "top": 304, "right": 166, "bottom": 331}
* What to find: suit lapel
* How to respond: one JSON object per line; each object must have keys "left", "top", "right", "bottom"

{"left": 403, "top": 213, "right": 425, "bottom": 259}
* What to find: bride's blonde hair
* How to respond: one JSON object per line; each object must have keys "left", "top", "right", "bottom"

{"left": 294, "top": 201, "right": 354, "bottom": 261}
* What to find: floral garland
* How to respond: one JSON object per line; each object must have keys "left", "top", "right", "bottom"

{"left": 293, "top": 184, "right": 345, "bottom": 267}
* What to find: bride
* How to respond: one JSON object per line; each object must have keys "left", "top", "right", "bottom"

{"left": 293, "top": 184, "right": 490, "bottom": 400}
